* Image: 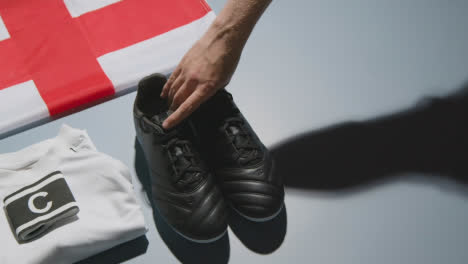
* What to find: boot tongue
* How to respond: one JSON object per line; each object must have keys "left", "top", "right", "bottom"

{"left": 228, "top": 125, "right": 247, "bottom": 148}
{"left": 228, "top": 126, "right": 240, "bottom": 135}
{"left": 151, "top": 110, "right": 174, "bottom": 125}
{"left": 171, "top": 142, "right": 201, "bottom": 187}
{"left": 152, "top": 111, "right": 201, "bottom": 187}
{"left": 227, "top": 123, "right": 261, "bottom": 165}
{"left": 173, "top": 145, "right": 191, "bottom": 169}
{"left": 152, "top": 110, "right": 192, "bottom": 170}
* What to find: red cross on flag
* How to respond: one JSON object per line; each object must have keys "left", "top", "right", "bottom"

{"left": 0, "top": 0, "right": 214, "bottom": 136}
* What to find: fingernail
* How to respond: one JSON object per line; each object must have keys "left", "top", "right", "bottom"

{"left": 162, "top": 121, "right": 169, "bottom": 129}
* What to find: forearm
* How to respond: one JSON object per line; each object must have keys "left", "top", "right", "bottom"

{"left": 160, "top": 0, "right": 271, "bottom": 128}
{"left": 204, "top": 0, "right": 272, "bottom": 54}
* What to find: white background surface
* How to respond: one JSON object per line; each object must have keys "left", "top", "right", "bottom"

{"left": 1, "top": 0, "right": 468, "bottom": 263}
{"left": 0, "top": 15, "right": 10, "bottom": 41}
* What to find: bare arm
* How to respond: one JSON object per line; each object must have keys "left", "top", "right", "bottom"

{"left": 161, "top": 0, "right": 272, "bottom": 129}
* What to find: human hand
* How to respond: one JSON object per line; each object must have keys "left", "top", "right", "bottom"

{"left": 160, "top": 27, "right": 242, "bottom": 130}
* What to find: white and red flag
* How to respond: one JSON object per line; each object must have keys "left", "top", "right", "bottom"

{"left": 0, "top": 0, "right": 215, "bottom": 136}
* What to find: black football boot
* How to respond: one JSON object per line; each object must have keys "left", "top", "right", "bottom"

{"left": 133, "top": 73, "right": 227, "bottom": 242}
{"left": 191, "top": 90, "right": 284, "bottom": 222}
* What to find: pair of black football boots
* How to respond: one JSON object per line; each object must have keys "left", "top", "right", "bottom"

{"left": 134, "top": 74, "right": 284, "bottom": 243}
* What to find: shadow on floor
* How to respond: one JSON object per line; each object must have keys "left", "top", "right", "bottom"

{"left": 75, "top": 235, "right": 149, "bottom": 264}
{"left": 271, "top": 83, "right": 468, "bottom": 194}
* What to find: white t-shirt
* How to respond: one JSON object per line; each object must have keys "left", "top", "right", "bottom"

{"left": 0, "top": 125, "right": 147, "bottom": 264}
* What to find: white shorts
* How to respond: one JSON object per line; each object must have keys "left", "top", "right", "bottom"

{"left": 0, "top": 125, "right": 147, "bottom": 264}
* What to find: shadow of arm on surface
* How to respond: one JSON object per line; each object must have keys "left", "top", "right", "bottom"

{"left": 272, "top": 83, "right": 468, "bottom": 192}
{"left": 75, "top": 235, "right": 149, "bottom": 264}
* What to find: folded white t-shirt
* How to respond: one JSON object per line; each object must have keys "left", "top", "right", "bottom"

{"left": 0, "top": 125, "right": 147, "bottom": 264}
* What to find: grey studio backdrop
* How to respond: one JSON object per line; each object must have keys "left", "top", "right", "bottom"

{"left": 1, "top": 0, "right": 468, "bottom": 263}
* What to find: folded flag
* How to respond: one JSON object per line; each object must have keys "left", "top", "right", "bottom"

{"left": 0, "top": 0, "right": 215, "bottom": 137}
{"left": 3, "top": 171, "right": 79, "bottom": 242}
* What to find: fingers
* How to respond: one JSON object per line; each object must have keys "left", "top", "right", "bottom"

{"left": 167, "top": 75, "right": 185, "bottom": 106}
{"left": 169, "top": 78, "right": 198, "bottom": 111}
{"left": 161, "top": 67, "right": 181, "bottom": 98}
{"left": 163, "top": 90, "right": 205, "bottom": 130}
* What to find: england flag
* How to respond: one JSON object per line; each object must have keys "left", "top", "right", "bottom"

{"left": 0, "top": 0, "right": 215, "bottom": 136}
